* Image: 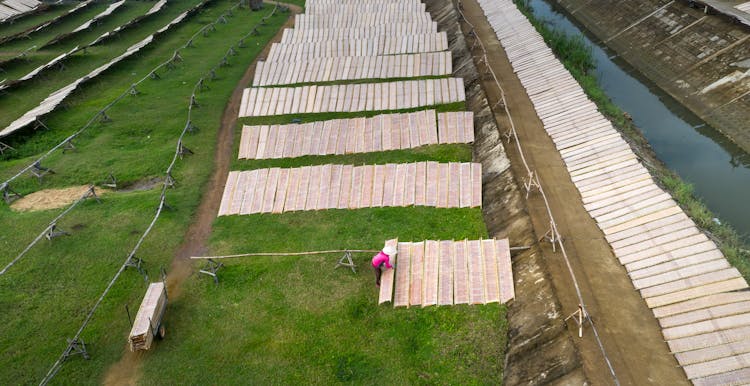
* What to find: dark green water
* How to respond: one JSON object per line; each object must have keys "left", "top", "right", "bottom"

{"left": 527, "top": 0, "right": 750, "bottom": 241}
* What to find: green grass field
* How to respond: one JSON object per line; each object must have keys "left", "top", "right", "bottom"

{"left": 0, "top": 0, "right": 208, "bottom": 131}
{"left": 0, "top": 1, "right": 288, "bottom": 383}
{"left": 0, "top": 0, "right": 508, "bottom": 383}
{"left": 0, "top": 3, "right": 76, "bottom": 42}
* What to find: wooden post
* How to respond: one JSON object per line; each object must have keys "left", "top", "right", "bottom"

{"left": 249, "top": 0, "right": 263, "bottom": 11}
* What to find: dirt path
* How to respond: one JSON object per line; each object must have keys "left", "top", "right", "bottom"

{"left": 456, "top": 0, "right": 689, "bottom": 384}
{"left": 102, "top": 5, "right": 300, "bottom": 385}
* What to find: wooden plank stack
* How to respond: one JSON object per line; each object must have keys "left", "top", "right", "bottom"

{"left": 380, "top": 238, "right": 514, "bottom": 307}
{"left": 128, "top": 282, "right": 167, "bottom": 352}
{"left": 477, "top": 0, "right": 750, "bottom": 383}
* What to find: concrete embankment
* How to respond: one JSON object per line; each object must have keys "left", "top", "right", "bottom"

{"left": 554, "top": 0, "right": 750, "bottom": 153}
{"left": 425, "top": 0, "right": 588, "bottom": 383}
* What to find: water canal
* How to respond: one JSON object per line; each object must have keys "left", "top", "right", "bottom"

{"left": 525, "top": 0, "right": 750, "bottom": 241}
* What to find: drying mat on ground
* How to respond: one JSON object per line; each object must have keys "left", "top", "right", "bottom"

{"left": 477, "top": 0, "right": 750, "bottom": 383}
{"left": 265, "top": 32, "right": 448, "bottom": 62}
{"left": 377, "top": 238, "right": 514, "bottom": 307}
{"left": 238, "top": 110, "right": 473, "bottom": 159}
{"left": 277, "top": 23, "right": 438, "bottom": 44}
{"left": 253, "top": 51, "right": 452, "bottom": 86}
{"left": 238, "top": 78, "right": 465, "bottom": 117}
{"left": 218, "top": 161, "right": 482, "bottom": 216}
{"left": 292, "top": 12, "right": 436, "bottom": 30}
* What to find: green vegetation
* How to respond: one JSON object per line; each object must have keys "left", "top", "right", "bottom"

{"left": 232, "top": 144, "right": 472, "bottom": 170}
{"left": 514, "top": 0, "right": 750, "bottom": 278}
{"left": 0, "top": 3, "right": 75, "bottom": 42}
{"left": 1, "top": 0, "right": 507, "bottom": 384}
{"left": 238, "top": 100, "right": 468, "bottom": 126}
{"left": 0, "top": 1, "right": 287, "bottom": 383}
{"left": 0, "top": 1, "right": 110, "bottom": 52}
{"left": 0, "top": 0, "right": 195, "bottom": 131}
{"left": 147, "top": 247, "right": 505, "bottom": 384}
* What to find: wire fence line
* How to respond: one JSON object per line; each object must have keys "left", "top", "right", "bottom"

{"left": 0, "top": 185, "right": 98, "bottom": 275}
{"left": 0, "top": 0, "right": 247, "bottom": 276}
{"left": 0, "top": 0, "right": 225, "bottom": 193}
{"left": 38, "top": 3, "right": 283, "bottom": 384}
{"left": 455, "top": 2, "right": 620, "bottom": 384}
{"left": 191, "top": 249, "right": 381, "bottom": 259}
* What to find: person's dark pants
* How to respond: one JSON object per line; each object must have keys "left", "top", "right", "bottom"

{"left": 373, "top": 263, "right": 384, "bottom": 286}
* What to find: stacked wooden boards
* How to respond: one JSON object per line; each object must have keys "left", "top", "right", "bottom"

{"left": 128, "top": 282, "right": 167, "bottom": 352}
{"left": 252, "top": 52, "right": 452, "bottom": 86}
{"left": 238, "top": 110, "right": 473, "bottom": 159}
{"left": 218, "top": 162, "right": 482, "bottom": 216}
{"left": 377, "top": 239, "right": 514, "bottom": 307}
{"left": 477, "top": 0, "right": 750, "bottom": 384}
{"left": 238, "top": 78, "right": 465, "bottom": 117}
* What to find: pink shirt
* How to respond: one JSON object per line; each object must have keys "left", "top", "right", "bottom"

{"left": 371, "top": 251, "right": 393, "bottom": 268}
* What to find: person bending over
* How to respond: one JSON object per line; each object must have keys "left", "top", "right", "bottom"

{"left": 372, "top": 245, "right": 396, "bottom": 286}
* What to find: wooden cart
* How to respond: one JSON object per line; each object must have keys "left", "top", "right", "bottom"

{"left": 128, "top": 282, "right": 168, "bottom": 352}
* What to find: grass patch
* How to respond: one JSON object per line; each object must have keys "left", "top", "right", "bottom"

{"left": 237, "top": 100, "right": 467, "bottom": 126}
{"left": 1, "top": 1, "right": 508, "bottom": 383}
{"left": 0, "top": 0, "right": 201, "bottom": 130}
{"left": 141, "top": 207, "right": 505, "bottom": 385}
{"left": 0, "top": 2, "right": 288, "bottom": 383}
{"left": 0, "top": 3, "right": 76, "bottom": 42}
{"left": 231, "top": 143, "right": 472, "bottom": 170}
{"left": 0, "top": 1, "right": 110, "bottom": 52}
{"left": 514, "top": 0, "right": 750, "bottom": 278}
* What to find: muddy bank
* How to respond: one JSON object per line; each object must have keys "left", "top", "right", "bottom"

{"left": 554, "top": 0, "right": 750, "bottom": 153}
{"left": 424, "top": 0, "right": 587, "bottom": 383}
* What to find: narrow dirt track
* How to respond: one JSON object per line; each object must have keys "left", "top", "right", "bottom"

{"left": 102, "top": 5, "right": 300, "bottom": 385}
{"left": 456, "top": 0, "right": 689, "bottom": 384}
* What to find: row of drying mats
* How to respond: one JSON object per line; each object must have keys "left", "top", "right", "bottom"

{"left": 222, "top": 0, "right": 516, "bottom": 308}
{"left": 478, "top": 0, "right": 750, "bottom": 384}
{"left": 377, "top": 238, "right": 514, "bottom": 307}
{"left": 0, "top": 0, "right": 177, "bottom": 138}
{"left": 0, "top": 0, "right": 39, "bottom": 22}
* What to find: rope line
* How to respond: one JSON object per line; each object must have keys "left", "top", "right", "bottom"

{"left": 191, "top": 249, "right": 381, "bottom": 259}
{"left": 1, "top": 0, "right": 244, "bottom": 276}
{"left": 1, "top": 0, "right": 235, "bottom": 189}
{"left": 38, "top": 3, "right": 280, "bottom": 384}
{"left": 0, "top": 186, "right": 96, "bottom": 275}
